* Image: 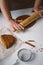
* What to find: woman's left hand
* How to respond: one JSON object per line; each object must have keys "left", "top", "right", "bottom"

{"left": 33, "top": 8, "right": 43, "bottom": 17}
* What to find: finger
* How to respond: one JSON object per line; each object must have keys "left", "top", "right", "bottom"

{"left": 39, "top": 11, "right": 43, "bottom": 17}
{"left": 40, "top": 11, "right": 43, "bottom": 16}
{"left": 14, "top": 26, "right": 20, "bottom": 31}
{"left": 13, "top": 27, "right": 16, "bottom": 32}
{"left": 18, "top": 24, "right": 24, "bottom": 30}
{"left": 13, "top": 22, "right": 24, "bottom": 31}
{"left": 40, "top": 10, "right": 43, "bottom": 12}
{"left": 13, "top": 24, "right": 22, "bottom": 31}
{"left": 16, "top": 24, "right": 23, "bottom": 31}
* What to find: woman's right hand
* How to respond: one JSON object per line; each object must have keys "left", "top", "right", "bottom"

{"left": 8, "top": 19, "right": 24, "bottom": 31}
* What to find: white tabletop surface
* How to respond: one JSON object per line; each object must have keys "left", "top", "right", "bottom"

{"left": 0, "top": 8, "right": 43, "bottom": 65}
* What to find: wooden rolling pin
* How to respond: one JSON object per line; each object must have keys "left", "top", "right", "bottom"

{"left": 20, "top": 13, "right": 40, "bottom": 27}
{"left": 14, "top": 13, "right": 40, "bottom": 31}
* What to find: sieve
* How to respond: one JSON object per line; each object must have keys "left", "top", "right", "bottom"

{"left": 17, "top": 48, "right": 32, "bottom": 62}
{"left": 13, "top": 48, "right": 32, "bottom": 65}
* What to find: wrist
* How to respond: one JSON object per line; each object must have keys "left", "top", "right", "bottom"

{"left": 7, "top": 18, "right": 14, "bottom": 23}
{"left": 7, "top": 17, "right": 12, "bottom": 21}
{"left": 34, "top": 6, "right": 40, "bottom": 10}
{"left": 7, "top": 18, "right": 16, "bottom": 25}
{"left": 33, "top": 7, "right": 40, "bottom": 12}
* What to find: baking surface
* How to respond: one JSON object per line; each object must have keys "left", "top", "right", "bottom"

{"left": 0, "top": 8, "right": 43, "bottom": 65}
{"left": 0, "top": 27, "right": 22, "bottom": 60}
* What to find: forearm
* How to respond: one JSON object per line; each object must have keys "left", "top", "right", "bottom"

{"left": 0, "top": 0, "right": 12, "bottom": 22}
{"left": 34, "top": 0, "right": 42, "bottom": 9}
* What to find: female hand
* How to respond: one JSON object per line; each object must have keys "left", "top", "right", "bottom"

{"left": 33, "top": 8, "right": 43, "bottom": 17}
{"left": 8, "top": 19, "right": 24, "bottom": 31}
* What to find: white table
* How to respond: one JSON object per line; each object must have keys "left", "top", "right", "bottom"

{"left": 0, "top": 8, "right": 43, "bottom": 65}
